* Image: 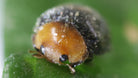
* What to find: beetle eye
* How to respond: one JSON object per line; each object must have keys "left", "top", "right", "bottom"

{"left": 40, "top": 45, "right": 45, "bottom": 55}
{"left": 59, "top": 54, "right": 68, "bottom": 62}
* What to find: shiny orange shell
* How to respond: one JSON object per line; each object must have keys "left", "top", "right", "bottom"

{"left": 33, "top": 22, "right": 88, "bottom": 64}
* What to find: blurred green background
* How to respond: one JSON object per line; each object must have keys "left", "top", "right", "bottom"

{"left": 2, "top": 0, "right": 138, "bottom": 78}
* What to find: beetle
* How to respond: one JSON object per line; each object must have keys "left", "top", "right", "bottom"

{"left": 31, "top": 4, "right": 110, "bottom": 74}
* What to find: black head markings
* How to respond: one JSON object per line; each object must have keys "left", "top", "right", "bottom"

{"left": 59, "top": 54, "right": 68, "bottom": 62}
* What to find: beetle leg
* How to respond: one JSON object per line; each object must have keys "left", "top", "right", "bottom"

{"left": 32, "top": 53, "right": 45, "bottom": 58}
{"left": 29, "top": 50, "right": 45, "bottom": 58}
{"left": 29, "top": 50, "right": 37, "bottom": 53}
{"left": 66, "top": 64, "right": 76, "bottom": 74}
{"left": 29, "top": 50, "right": 43, "bottom": 54}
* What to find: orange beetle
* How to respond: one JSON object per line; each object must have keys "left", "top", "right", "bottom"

{"left": 31, "top": 4, "right": 110, "bottom": 74}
